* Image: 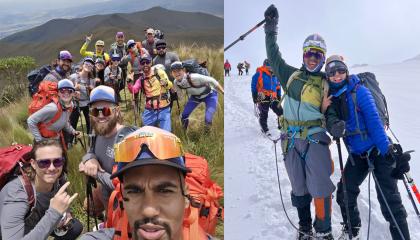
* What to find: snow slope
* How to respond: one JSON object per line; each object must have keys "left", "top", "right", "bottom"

{"left": 225, "top": 60, "right": 420, "bottom": 239}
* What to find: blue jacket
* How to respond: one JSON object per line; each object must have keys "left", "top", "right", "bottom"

{"left": 341, "top": 74, "right": 389, "bottom": 156}
{"left": 251, "top": 66, "right": 281, "bottom": 98}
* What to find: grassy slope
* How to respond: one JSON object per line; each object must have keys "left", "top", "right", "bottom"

{"left": 0, "top": 44, "right": 224, "bottom": 238}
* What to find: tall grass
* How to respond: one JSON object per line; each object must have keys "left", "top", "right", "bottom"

{"left": 0, "top": 44, "right": 224, "bottom": 238}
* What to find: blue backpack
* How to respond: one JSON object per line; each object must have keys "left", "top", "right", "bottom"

{"left": 27, "top": 65, "right": 53, "bottom": 96}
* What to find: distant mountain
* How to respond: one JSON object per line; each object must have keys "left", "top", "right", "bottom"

{"left": 0, "top": 7, "right": 223, "bottom": 64}
{"left": 0, "top": 0, "right": 223, "bottom": 39}
{"left": 351, "top": 63, "right": 369, "bottom": 68}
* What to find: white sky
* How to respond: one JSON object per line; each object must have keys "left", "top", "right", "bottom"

{"left": 224, "top": 0, "right": 420, "bottom": 68}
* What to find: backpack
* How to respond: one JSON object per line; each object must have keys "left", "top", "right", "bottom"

{"left": 27, "top": 65, "right": 53, "bottom": 96}
{"left": 0, "top": 144, "right": 35, "bottom": 211}
{"left": 182, "top": 59, "right": 209, "bottom": 76}
{"left": 353, "top": 72, "right": 390, "bottom": 127}
{"left": 154, "top": 29, "right": 164, "bottom": 40}
{"left": 105, "top": 153, "right": 223, "bottom": 240}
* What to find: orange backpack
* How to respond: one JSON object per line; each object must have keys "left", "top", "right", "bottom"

{"left": 28, "top": 81, "right": 68, "bottom": 138}
{"left": 106, "top": 153, "right": 224, "bottom": 240}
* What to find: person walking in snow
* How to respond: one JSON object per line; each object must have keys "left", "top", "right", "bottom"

{"left": 237, "top": 62, "right": 244, "bottom": 76}
{"left": 264, "top": 4, "right": 335, "bottom": 239}
{"left": 244, "top": 60, "right": 251, "bottom": 75}
{"left": 224, "top": 59, "right": 231, "bottom": 76}
{"left": 251, "top": 59, "right": 283, "bottom": 135}
{"left": 325, "top": 55, "right": 411, "bottom": 240}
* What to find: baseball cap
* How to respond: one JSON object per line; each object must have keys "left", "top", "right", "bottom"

{"left": 89, "top": 85, "right": 117, "bottom": 105}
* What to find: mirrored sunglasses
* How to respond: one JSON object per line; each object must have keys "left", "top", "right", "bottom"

{"left": 90, "top": 106, "right": 116, "bottom": 117}
{"left": 303, "top": 50, "right": 324, "bottom": 60}
{"left": 327, "top": 67, "right": 347, "bottom": 77}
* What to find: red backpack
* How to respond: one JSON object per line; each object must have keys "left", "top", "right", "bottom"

{"left": 0, "top": 144, "right": 35, "bottom": 209}
{"left": 105, "top": 153, "right": 224, "bottom": 240}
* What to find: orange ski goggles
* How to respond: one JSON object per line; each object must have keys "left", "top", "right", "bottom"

{"left": 114, "top": 126, "right": 184, "bottom": 163}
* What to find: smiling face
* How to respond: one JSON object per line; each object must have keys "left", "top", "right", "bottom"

{"left": 117, "top": 35, "right": 125, "bottom": 45}
{"left": 90, "top": 101, "right": 120, "bottom": 136}
{"left": 83, "top": 61, "right": 94, "bottom": 73}
{"left": 31, "top": 145, "right": 63, "bottom": 185}
{"left": 171, "top": 69, "right": 185, "bottom": 81}
{"left": 303, "top": 49, "right": 324, "bottom": 72}
{"left": 58, "top": 59, "right": 72, "bottom": 73}
{"left": 122, "top": 165, "right": 187, "bottom": 240}
{"left": 58, "top": 88, "right": 74, "bottom": 104}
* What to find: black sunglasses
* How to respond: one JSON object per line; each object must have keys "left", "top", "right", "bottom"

{"left": 36, "top": 157, "right": 65, "bottom": 169}
{"left": 327, "top": 67, "right": 347, "bottom": 77}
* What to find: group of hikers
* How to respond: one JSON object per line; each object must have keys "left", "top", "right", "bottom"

{"left": 223, "top": 59, "right": 250, "bottom": 76}
{"left": 0, "top": 28, "right": 223, "bottom": 240}
{"left": 249, "top": 4, "right": 413, "bottom": 240}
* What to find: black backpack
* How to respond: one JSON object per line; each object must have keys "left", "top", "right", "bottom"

{"left": 182, "top": 59, "right": 209, "bottom": 76}
{"left": 27, "top": 65, "right": 53, "bottom": 96}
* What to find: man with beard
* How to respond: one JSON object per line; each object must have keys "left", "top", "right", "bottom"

{"left": 80, "top": 126, "right": 211, "bottom": 240}
{"left": 128, "top": 55, "right": 173, "bottom": 131}
{"left": 78, "top": 86, "right": 124, "bottom": 216}
{"left": 43, "top": 50, "right": 73, "bottom": 82}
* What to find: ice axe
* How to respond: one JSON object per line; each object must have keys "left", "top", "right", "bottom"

{"left": 224, "top": 19, "right": 266, "bottom": 51}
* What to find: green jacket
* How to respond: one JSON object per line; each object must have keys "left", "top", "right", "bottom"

{"left": 265, "top": 32, "right": 327, "bottom": 138}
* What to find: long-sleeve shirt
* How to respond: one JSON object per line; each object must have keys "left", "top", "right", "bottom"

{"left": 80, "top": 41, "right": 110, "bottom": 63}
{"left": 175, "top": 73, "right": 221, "bottom": 99}
{"left": 153, "top": 52, "right": 180, "bottom": 81}
{"left": 104, "top": 66, "right": 122, "bottom": 86}
{"left": 127, "top": 68, "right": 172, "bottom": 109}
{"left": 27, "top": 102, "right": 75, "bottom": 142}
{"left": 0, "top": 177, "right": 62, "bottom": 240}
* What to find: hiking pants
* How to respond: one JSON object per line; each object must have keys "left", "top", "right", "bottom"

{"left": 258, "top": 99, "right": 283, "bottom": 132}
{"left": 282, "top": 132, "right": 335, "bottom": 233}
{"left": 224, "top": 69, "right": 230, "bottom": 76}
{"left": 142, "top": 106, "right": 171, "bottom": 132}
{"left": 181, "top": 91, "right": 218, "bottom": 129}
{"left": 336, "top": 151, "right": 410, "bottom": 240}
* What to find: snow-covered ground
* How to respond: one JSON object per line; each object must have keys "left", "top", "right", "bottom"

{"left": 225, "top": 60, "right": 420, "bottom": 239}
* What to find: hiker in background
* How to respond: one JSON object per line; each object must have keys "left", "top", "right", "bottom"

{"left": 224, "top": 59, "right": 231, "bottom": 76}
{"left": 128, "top": 55, "right": 172, "bottom": 131}
{"left": 104, "top": 54, "right": 123, "bottom": 102}
{"left": 142, "top": 28, "right": 158, "bottom": 59}
{"left": 264, "top": 5, "right": 335, "bottom": 239}
{"left": 152, "top": 39, "right": 181, "bottom": 110}
{"left": 121, "top": 39, "right": 149, "bottom": 104}
{"left": 27, "top": 79, "right": 80, "bottom": 143}
{"left": 237, "top": 62, "right": 244, "bottom": 76}
{"left": 80, "top": 34, "right": 110, "bottom": 64}
{"left": 43, "top": 50, "right": 73, "bottom": 82}
{"left": 244, "top": 60, "right": 251, "bottom": 75}
{"left": 79, "top": 86, "right": 125, "bottom": 221}
{"left": 80, "top": 126, "right": 209, "bottom": 240}
{"left": 67, "top": 57, "right": 96, "bottom": 145}
{"left": 109, "top": 31, "right": 128, "bottom": 98}
{"left": 171, "top": 61, "right": 224, "bottom": 131}
{"left": 324, "top": 55, "right": 411, "bottom": 240}
{"left": 94, "top": 58, "right": 106, "bottom": 86}
{"left": 0, "top": 139, "right": 82, "bottom": 240}
{"left": 251, "top": 59, "right": 283, "bottom": 135}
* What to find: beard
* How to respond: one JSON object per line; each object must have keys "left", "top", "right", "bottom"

{"left": 133, "top": 217, "right": 172, "bottom": 240}
{"left": 91, "top": 114, "right": 118, "bottom": 136}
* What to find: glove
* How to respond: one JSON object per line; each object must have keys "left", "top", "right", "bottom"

{"left": 388, "top": 144, "right": 411, "bottom": 179}
{"left": 330, "top": 120, "right": 346, "bottom": 138}
{"left": 264, "top": 4, "right": 279, "bottom": 34}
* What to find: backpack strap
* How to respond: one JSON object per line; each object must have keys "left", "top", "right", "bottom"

{"left": 18, "top": 173, "right": 35, "bottom": 214}
{"left": 186, "top": 73, "right": 209, "bottom": 88}
{"left": 347, "top": 85, "right": 368, "bottom": 139}
{"left": 44, "top": 99, "right": 64, "bottom": 129}
{"left": 278, "top": 70, "right": 302, "bottom": 105}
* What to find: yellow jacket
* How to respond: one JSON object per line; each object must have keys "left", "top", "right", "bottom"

{"left": 144, "top": 68, "right": 172, "bottom": 109}
{"left": 79, "top": 42, "right": 110, "bottom": 63}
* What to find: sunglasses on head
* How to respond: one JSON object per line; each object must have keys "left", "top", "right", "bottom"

{"left": 90, "top": 106, "right": 116, "bottom": 117}
{"left": 303, "top": 50, "right": 324, "bottom": 60}
{"left": 140, "top": 59, "right": 151, "bottom": 65}
{"left": 36, "top": 157, "right": 65, "bottom": 169}
{"left": 84, "top": 62, "right": 94, "bottom": 67}
{"left": 327, "top": 67, "right": 347, "bottom": 77}
{"left": 59, "top": 88, "right": 74, "bottom": 94}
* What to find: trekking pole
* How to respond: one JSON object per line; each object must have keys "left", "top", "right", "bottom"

{"left": 404, "top": 172, "right": 420, "bottom": 204}
{"left": 86, "top": 176, "right": 98, "bottom": 231}
{"left": 130, "top": 90, "right": 138, "bottom": 126}
{"left": 402, "top": 174, "right": 420, "bottom": 223}
{"left": 224, "top": 19, "right": 266, "bottom": 51}
{"left": 123, "top": 80, "right": 128, "bottom": 111}
{"left": 335, "top": 137, "right": 353, "bottom": 239}
{"left": 78, "top": 107, "right": 87, "bottom": 150}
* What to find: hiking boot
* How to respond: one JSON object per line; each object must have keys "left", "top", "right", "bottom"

{"left": 314, "top": 231, "right": 334, "bottom": 240}
{"left": 296, "top": 227, "right": 313, "bottom": 240}
{"left": 337, "top": 223, "right": 361, "bottom": 240}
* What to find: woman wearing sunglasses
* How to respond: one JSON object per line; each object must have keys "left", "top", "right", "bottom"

{"left": 27, "top": 79, "right": 81, "bottom": 144}
{"left": 0, "top": 140, "right": 82, "bottom": 240}
{"left": 67, "top": 57, "right": 96, "bottom": 144}
{"left": 324, "top": 55, "right": 410, "bottom": 239}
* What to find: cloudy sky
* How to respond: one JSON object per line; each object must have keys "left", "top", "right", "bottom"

{"left": 225, "top": 0, "right": 420, "bottom": 68}
{"left": 0, "top": 0, "right": 107, "bottom": 11}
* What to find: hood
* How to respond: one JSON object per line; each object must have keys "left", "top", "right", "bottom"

{"left": 347, "top": 74, "right": 361, "bottom": 92}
